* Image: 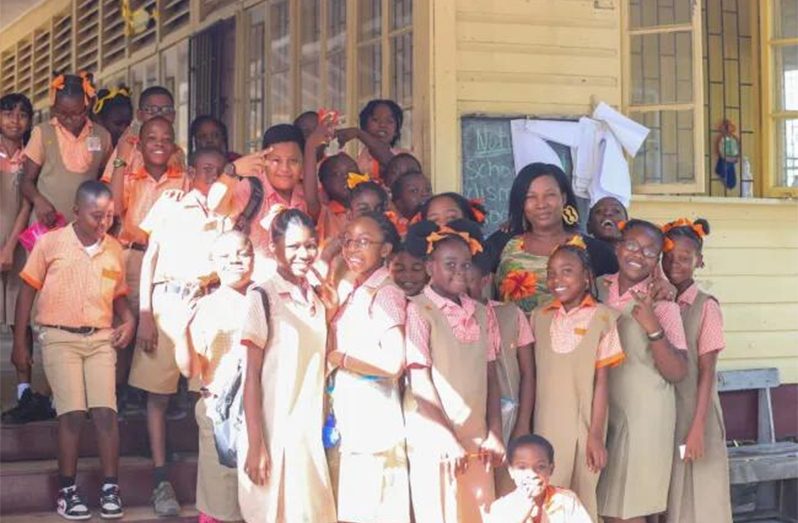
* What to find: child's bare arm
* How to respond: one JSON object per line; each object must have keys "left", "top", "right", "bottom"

{"left": 685, "top": 351, "right": 720, "bottom": 461}
{"left": 587, "top": 366, "right": 610, "bottom": 472}
{"left": 480, "top": 362, "right": 506, "bottom": 466}
{"left": 329, "top": 325, "right": 405, "bottom": 378}
{"left": 243, "top": 342, "right": 271, "bottom": 485}
{"left": 12, "top": 284, "right": 36, "bottom": 372}
{"left": 0, "top": 198, "right": 32, "bottom": 271}
{"left": 174, "top": 313, "right": 203, "bottom": 379}
{"left": 302, "top": 113, "right": 335, "bottom": 220}
{"left": 408, "top": 367, "right": 466, "bottom": 461}
{"left": 21, "top": 158, "right": 55, "bottom": 226}
{"left": 630, "top": 290, "right": 687, "bottom": 382}
{"left": 136, "top": 240, "right": 160, "bottom": 352}
{"left": 111, "top": 295, "right": 136, "bottom": 349}
{"left": 512, "top": 342, "right": 534, "bottom": 439}
{"left": 337, "top": 127, "right": 394, "bottom": 168}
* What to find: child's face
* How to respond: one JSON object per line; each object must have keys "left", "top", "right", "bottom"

{"left": 139, "top": 119, "right": 176, "bottom": 168}
{"left": 365, "top": 103, "right": 397, "bottom": 145}
{"left": 588, "top": 197, "right": 627, "bottom": 242}
{"left": 194, "top": 120, "right": 225, "bottom": 152}
{"left": 100, "top": 106, "right": 133, "bottom": 147}
{"left": 546, "top": 249, "right": 589, "bottom": 308}
{"left": 426, "top": 239, "right": 472, "bottom": 299}
{"left": 189, "top": 152, "right": 225, "bottom": 195}
{"left": 662, "top": 236, "right": 702, "bottom": 288}
{"left": 390, "top": 251, "right": 427, "bottom": 296}
{"left": 212, "top": 234, "right": 254, "bottom": 289}
{"left": 349, "top": 189, "right": 383, "bottom": 218}
{"left": 383, "top": 157, "right": 420, "bottom": 189}
{"left": 342, "top": 216, "right": 391, "bottom": 276}
{"left": 265, "top": 141, "right": 302, "bottom": 194}
{"left": 616, "top": 226, "right": 662, "bottom": 284}
{"left": 426, "top": 196, "right": 464, "bottom": 227}
{"left": 523, "top": 175, "right": 566, "bottom": 231}
{"left": 54, "top": 96, "right": 88, "bottom": 137}
{"left": 323, "top": 155, "right": 357, "bottom": 204}
{"left": 138, "top": 93, "right": 176, "bottom": 124}
{"left": 395, "top": 173, "right": 431, "bottom": 219}
{"left": 509, "top": 444, "right": 553, "bottom": 497}
{"left": 271, "top": 223, "right": 318, "bottom": 279}
{"left": 464, "top": 264, "right": 490, "bottom": 301}
{"left": 0, "top": 104, "right": 31, "bottom": 142}
{"left": 74, "top": 195, "right": 115, "bottom": 242}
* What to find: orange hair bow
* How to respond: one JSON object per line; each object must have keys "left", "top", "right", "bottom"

{"left": 426, "top": 225, "right": 483, "bottom": 256}
{"left": 468, "top": 198, "right": 486, "bottom": 224}
{"left": 661, "top": 218, "right": 706, "bottom": 238}
{"left": 78, "top": 71, "right": 96, "bottom": 107}
{"left": 49, "top": 74, "right": 65, "bottom": 105}
{"left": 346, "top": 172, "right": 370, "bottom": 190}
{"left": 617, "top": 220, "right": 627, "bottom": 231}
{"left": 662, "top": 237, "right": 675, "bottom": 253}
{"left": 93, "top": 86, "right": 130, "bottom": 114}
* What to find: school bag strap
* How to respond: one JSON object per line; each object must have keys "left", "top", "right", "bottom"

{"left": 234, "top": 175, "right": 265, "bottom": 232}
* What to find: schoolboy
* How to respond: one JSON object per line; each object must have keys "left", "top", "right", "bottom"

{"left": 13, "top": 181, "right": 135, "bottom": 520}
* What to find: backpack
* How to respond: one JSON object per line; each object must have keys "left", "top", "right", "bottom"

{"left": 233, "top": 175, "right": 265, "bottom": 233}
{"left": 209, "top": 285, "right": 269, "bottom": 469}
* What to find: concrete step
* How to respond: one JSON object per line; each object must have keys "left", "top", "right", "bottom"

{"left": 0, "top": 455, "right": 197, "bottom": 515}
{"left": 0, "top": 505, "right": 200, "bottom": 522}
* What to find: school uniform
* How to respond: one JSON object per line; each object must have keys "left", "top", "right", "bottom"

{"left": 188, "top": 285, "right": 248, "bottom": 522}
{"left": 596, "top": 274, "right": 688, "bottom": 519}
{"left": 488, "top": 300, "right": 534, "bottom": 496}
{"left": 19, "top": 226, "right": 126, "bottom": 415}
{"left": 128, "top": 189, "right": 233, "bottom": 395}
{"left": 532, "top": 295, "right": 623, "bottom": 520}
{"left": 331, "top": 267, "right": 410, "bottom": 523}
{"left": 237, "top": 274, "right": 336, "bottom": 523}
{"left": 99, "top": 124, "right": 186, "bottom": 184}
{"left": 485, "top": 485, "right": 593, "bottom": 523}
{"left": 356, "top": 146, "right": 408, "bottom": 183}
{"left": 666, "top": 283, "right": 732, "bottom": 523}
{"left": 23, "top": 118, "right": 111, "bottom": 219}
{"left": 316, "top": 199, "right": 348, "bottom": 245}
{"left": 0, "top": 147, "right": 25, "bottom": 325}
{"left": 405, "top": 286, "right": 501, "bottom": 523}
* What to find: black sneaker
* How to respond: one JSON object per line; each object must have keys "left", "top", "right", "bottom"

{"left": 56, "top": 485, "right": 91, "bottom": 520}
{"left": 28, "top": 391, "right": 56, "bottom": 421}
{"left": 99, "top": 484, "right": 124, "bottom": 519}
{"left": 2, "top": 389, "right": 37, "bottom": 424}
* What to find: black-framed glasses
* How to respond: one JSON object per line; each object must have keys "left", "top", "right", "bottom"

{"left": 141, "top": 105, "right": 175, "bottom": 116}
{"left": 620, "top": 240, "right": 660, "bottom": 259}
{"left": 342, "top": 238, "right": 383, "bottom": 250}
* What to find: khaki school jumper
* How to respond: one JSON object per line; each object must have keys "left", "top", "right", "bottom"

{"left": 37, "top": 122, "right": 109, "bottom": 219}
{"left": 666, "top": 290, "right": 732, "bottom": 523}
{"left": 596, "top": 277, "right": 676, "bottom": 519}
{"left": 405, "top": 293, "right": 494, "bottom": 523}
{"left": 533, "top": 302, "right": 619, "bottom": 521}
{"left": 492, "top": 301, "right": 522, "bottom": 496}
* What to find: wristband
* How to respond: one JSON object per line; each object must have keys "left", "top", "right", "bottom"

{"left": 646, "top": 329, "right": 665, "bottom": 341}
{"left": 113, "top": 157, "right": 127, "bottom": 169}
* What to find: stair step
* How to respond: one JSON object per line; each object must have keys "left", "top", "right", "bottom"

{"left": 0, "top": 455, "right": 197, "bottom": 515}
{"left": 1, "top": 414, "right": 198, "bottom": 462}
{"left": 0, "top": 505, "right": 200, "bottom": 522}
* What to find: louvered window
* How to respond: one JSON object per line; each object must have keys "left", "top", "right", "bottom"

{"left": 0, "top": 50, "right": 16, "bottom": 96}
{"left": 76, "top": 0, "right": 100, "bottom": 72}
{"left": 52, "top": 11, "right": 73, "bottom": 75}
{"left": 102, "top": 0, "right": 126, "bottom": 67}
{"left": 16, "top": 38, "right": 33, "bottom": 97}
{"left": 128, "top": 0, "right": 157, "bottom": 53}
{"left": 32, "top": 27, "right": 52, "bottom": 103}
{"left": 161, "top": 0, "right": 191, "bottom": 34}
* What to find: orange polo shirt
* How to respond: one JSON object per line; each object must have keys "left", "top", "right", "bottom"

{"left": 100, "top": 125, "right": 186, "bottom": 183}
{"left": 19, "top": 225, "right": 127, "bottom": 329}
{"left": 118, "top": 165, "right": 187, "bottom": 245}
{"left": 317, "top": 199, "right": 348, "bottom": 243}
{"left": 24, "top": 118, "right": 112, "bottom": 173}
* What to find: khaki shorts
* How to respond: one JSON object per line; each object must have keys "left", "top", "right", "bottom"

{"left": 40, "top": 327, "right": 117, "bottom": 415}
{"left": 128, "top": 286, "right": 190, "bottom": 394}
{"left": 195, "top": 397, "right": 242, "bottom": 521}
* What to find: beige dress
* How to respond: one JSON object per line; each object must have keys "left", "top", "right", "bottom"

{"left": 331, "top": 269, "right": 410, "bottom": 522}
{"left": 237, "top": 275, "right": 336, "bottom": 523}
{"left": 666, "top": 290, "right": 732, "bottom": 523}
{"left": 596, "top": 278, "right": 677, "bottom": 519}
{"left": 405, "top": 293, "right": 495, "bottom": 523}
{"left": 0, "top": 149, "right": 25, "bottom": 325}
{"left": 533, "top": 302, "right": 618, "bottom": 521}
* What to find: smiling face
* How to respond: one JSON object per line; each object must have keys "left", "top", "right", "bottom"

{"left": 139, "top": 118, "right": 176, "bottom": 169}
{"left": 425, "top": 195, "right": 465, "bottom": 227}
{"left": 615, "top": 225, "right": 662, "bottom": 285}
{"left": 588, "top": 197, "right": 627, "bottom": 242}
{"left": 390, "top": 250, "right": 427, "bottom": 296}
{"left": 137, "top": 93, "right": 175, "bottom": 124}
{"left": 265, "top": 141, "right": 303, "bottom": 195}
{"left": 271, "top": 221, "right": 318, "bottom": 280}
{"left": 74, "top": 194, "right": 115, "bottom": 243}
{"left": 395, "top": 173, "right": 432, "bottom": 219}
{"left": 211, "top": 233, "right": 254, "bottom": 289}
{"left": 342, "top": 216, "right": 392, "bottom": 277}
{"left": 546, "top": 248, "right": 590, "bottom": 309}
{"left": 54, "top": 95, "right": 88, "bottom": 136}
{"left": 365, "top": 103, "right": 398, "bottom": 145}
{"left": 523, "top": 175, "right": 566, "bottom": 231}
{"left": 426, "top": 238, "right": 472, "bottom": 300}
{"left": 662, "top": 235, "right": 702, "bottom": 288}
{"left": 0, "top": 104, "right": 31, "bottom": 143}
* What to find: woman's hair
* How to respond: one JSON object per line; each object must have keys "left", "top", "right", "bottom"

{"left": 418, "top": 192, "right": 487, "bottom": 225}
{"left": 53, "top": 73, "right": 93, "bottom": 105}
{"left": 0, "top": 93, "right": 34, "bottom": 144}
{"left": 270, "top": 208, "right": 316, "bottom": 243}
{"left": 508, "top": 162, "right": 579, "bottom": 236}
{"left": 390, "top": 171, "right": 426, "bottom": 203}
{"left": 93, "top": 86, "right": 133, "bottom": 118}
{"left": 507, "top": 434, "right": 555, "bottom": 464}
{"left": 404, "top": 219, "right": 484, "bottom": 259}
{"left": 262, "top": 123, "right": 305, "bottom": 151}
{"left": 356, "top": 211, "right": 401, "bottom": 253}
{"left": 190, "top": 114, "right": 229, "bottom": 153}
{"left": 622, "top": 218, "right": 665, "bottom": 248}
{"left": 663, "top": 218, "right": 711, "bottom": 252}
{"left": 350, "top": 181, "right": 388, "bottom": 212}
{"left": 359, "top": 99, "right": 403, "bottom": 146}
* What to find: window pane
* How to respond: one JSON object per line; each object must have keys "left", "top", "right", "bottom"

{"left": 774, "top": 45, "right": 798, "bottom": 111}
{"left": 248, "top": 7, "right": 265, "bottom": 152}
{"left": 300, "top": 0, "right": 321, "bottom": 110}
{"left": 391, "top": 32, "right": 413, "bottom": 107}
{"left": 773, "top": 0, "right": 798, "bottom": 39}
{"left": 629, "top": 0, "right": 692, "bottom": 29}
{"left": 358, "top": 42, "right": 382, "bottom": 105}
{"left": 359, "top": 0, "right": 382, "bottom": 40}
{"left": 631, "top": 32, "right": 693, "bottom": 105}
{"left": 161, "top": 42, "right": 189, "bottom": 152}
{"left": 776, "top": 118, "right": 798, "bottom": 187}
{"left": 269, "top": 0, "right": 290, "bottom": 72}
{"left": 391, "top": 0, "right": 412, "bottom": 30}
{"left": 327, "top": 0, "right": 347, "bottom": 113}
{"left": 271, "top": 72, "right": 291, "bottom": 124}
{"left": 398, "top": 108, "right": 412, "bottom": 150}
{"left": 631, "top": 110, "right": 695, "bottom": 184}
{"left": 301, "top": 60, "right": 321, "bottom": 110}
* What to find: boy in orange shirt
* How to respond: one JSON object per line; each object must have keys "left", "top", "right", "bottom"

{"left": 129, "top": 147, "right": 233, "bottom": 517}
{"left": 13, "top": 180, "right": 135, "bottom": 520}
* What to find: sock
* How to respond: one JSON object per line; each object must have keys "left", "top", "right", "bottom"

{"left": 153, "top": 466, "right": 168, "bottom": 488}
{"left": 17, "top": 383, "right": 31, "bottom": 400}
{"left": 60, "top": 475, "right": 76, "bottom": 490}
{"left": 102, "top": 477, "right": 118, "bottom": 491}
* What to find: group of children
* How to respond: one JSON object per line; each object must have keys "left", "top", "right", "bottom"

{"left": 0, "top": 71, "right": 732, "bottom": 523}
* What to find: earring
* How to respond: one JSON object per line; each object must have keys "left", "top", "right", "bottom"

{"left": 562, "top": 205, "right": 579, "bottom": 226}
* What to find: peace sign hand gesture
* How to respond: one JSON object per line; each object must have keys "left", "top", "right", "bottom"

{"left": 630, "top": 289, "right": 661, "bottom": 335}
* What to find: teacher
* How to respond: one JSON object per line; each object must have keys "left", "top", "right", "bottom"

{"left": 487, "top": 163, "right": 618, "bottom": 313}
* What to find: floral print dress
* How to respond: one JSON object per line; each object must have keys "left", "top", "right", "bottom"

{"left": 494, "top": 236, "right": 552, "bottom": 314}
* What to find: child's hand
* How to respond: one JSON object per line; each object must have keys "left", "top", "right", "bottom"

{"left": 233, "top": 147, "right": 273, "bottom": 177}
{"left": 684, "top": 424, "right": 705, "bottom": 461}
{"left": 312, "top": 267, "right": 339, "bottom": 311}
{"left": 307, "top": 112, "right": 337, "bottom": 150}
{"left": 478, "top": 431, "right": 506, "bottom": 470}
{"left": 630, "top": 289, "right": 661, "bottom": 335}
{"left": 327, "top": 350, "right": 345, "bottom": 368}
{"left": 11, "top": 341, "right": 32, "bottom": 374}
{"left": 586, "top": 432, "right": 607, "bottom": 472}
{"left": 244, "top": 439, "right": 271, "bottom": 485}
{"left": 112, "top": 319, "right": 136, "bottom": 349}
{"left": 648, "top": 265, "right": 677, "bottom": 301}
{"left": 335, "top": 127, "right": 360, "bottom": 148}
{"left": 441, "top": 435, "right": 468, "bottom": 480}
{"left": 0, "top": 243, "right": 13, "bottom": 272}
{"left": 136, "top": 310, "right": 158, "bottom": 353}
{"left": 514, "top": 469, "right": 545, "bottom": 499}
{"left": 33, "top": 196, "right": 57, "bottom": 228}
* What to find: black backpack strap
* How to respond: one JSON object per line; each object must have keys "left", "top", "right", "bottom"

{"left": 235, "top": 176, "right": 265, "bottom": 231}
{"left": 252, "top": 285, "right": 271, "bottom": 335}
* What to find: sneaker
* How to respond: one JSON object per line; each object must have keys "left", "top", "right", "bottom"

{"left": 56, "top": 485, "right": 91, "bottom": 520}
{"left": 1, "top": 389, "right": 53, "bottom": 424}
{"left": 151, "top": 481, "right": 180, "bottom": 517}
{"left": 99, "top": 484, "right": 124, "bottom": 519}
{"left": 165, "top": 398, "right": 187, "bottom": 421}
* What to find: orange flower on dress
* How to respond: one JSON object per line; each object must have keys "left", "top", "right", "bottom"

{"left": 500, "top": 269, "right": 538, "bottom": 301}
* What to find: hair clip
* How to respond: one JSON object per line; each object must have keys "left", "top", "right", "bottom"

{"left": 662, "top": 218, "right": 706, "bottom": 238}
{"left": 468, "top": 198, "right": 486, "bottom": 224}
{"left": 565, "top": 235, "right": 587, "bottom": 250}
{"left": 259, "top": 204, "right": 288, "bottom": 232}
{"left": 78, "top": 71, "right": 96, "bottom": 107}
{"left": 49, "top": 74, "right": 66, "bottom": 105}
{"left": 617, "top": 220, "right": 627, "bottom": 231}
{"left": 663, "top": 237, "right": 675, "bottom": 253}
{"left": 93, "top": 87, "right": 130, "bottom": 114}
{"left": 346, "top": 172, "right": 370, "bottom": 190}
{"left": 425, "top": 225, "right": 483, "bottom": 256}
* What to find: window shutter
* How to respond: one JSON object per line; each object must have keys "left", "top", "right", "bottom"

{"left": 0, "top": 50, "right": 16, "bottom": 96}
{"left": 76, "top": 0, "right": 100, "bottom": 72}
{"left": 102, "top": 0, "right": 126, "bottom": 67}
{"left": 52, "top": 11, "right": 73, "bottom": 75}
{"left": 128, "top": 0, "right": 157, "bottom": 53}
{"left": 32, "top": 27, "right": 52, "bottom": 103}
{"left": 161, "top": 0, "right": 191, "bottom": 34}
{"left": 16, "top": 38, "right": 33, "bottom": 98}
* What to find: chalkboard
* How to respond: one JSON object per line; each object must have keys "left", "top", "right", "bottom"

{"left": 461, "top": 116, "right": 574, "bottom": 235}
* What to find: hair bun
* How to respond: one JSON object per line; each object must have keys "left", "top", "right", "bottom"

{"left": 694, "top": 218, "right": 710, "bottom": 236}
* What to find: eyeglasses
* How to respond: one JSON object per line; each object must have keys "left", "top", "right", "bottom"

{"left": 342, "top": 237, "right": 383, "bottom": 250}
{"left": 141, "top": 105, "right": 175, "bottom": 116}
{"left": 620, "top": 240, "right": 660, "bottom": 259}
